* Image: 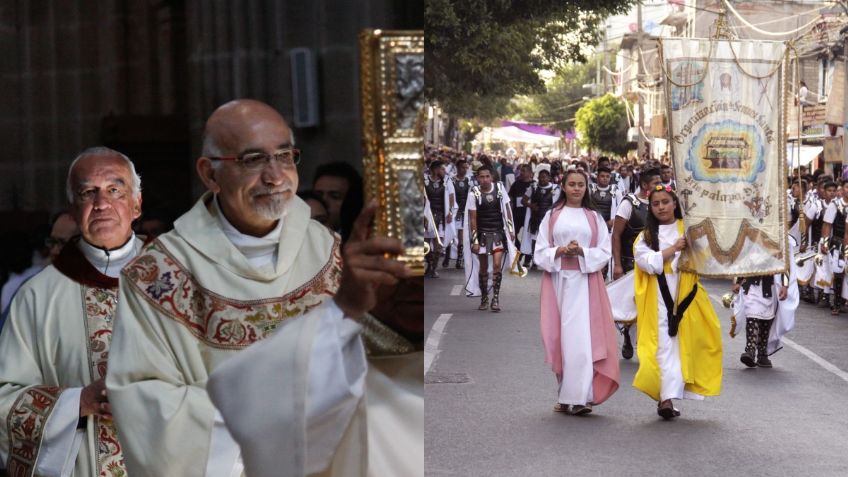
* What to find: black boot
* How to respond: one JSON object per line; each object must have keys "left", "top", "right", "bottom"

{"left": 430, "top": 245, "right": 442, "bottom": 278}
{"left": 832, "top": 277, "right": 843, "bottom": 315}
{"left": 490, "top": 272, "right": 502, "bottom": 312}
{"left": 456, "top": 243, "right": 464, "bottom": 269}
{"left": 801, "top": 285, "right": 813, "bottom": 303}
{"left": 621, "top": 325, "right": 634, "bottom": 359}
{"left": 740, "top": 318, "right": 758, "bottom": 367}
{"left": 478, "top": 272, "right": 489, "bottom": 310}
{"left": 424, "top": 248, "right": 434, "bottom": 278}
{"left": 442, "top": 244, "right": 451, "bottom": 267}
{"left": 756, "top": 319, "right": 773, "bottom": 368}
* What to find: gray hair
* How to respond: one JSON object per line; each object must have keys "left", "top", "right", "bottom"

{"left": 65, "top": 146, "right": 142, "bottom": 203}
{"left": 202, "top": 130, "right": 296, "bottom": 171}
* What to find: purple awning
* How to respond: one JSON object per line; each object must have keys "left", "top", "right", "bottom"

{"left": 500, "top": 120, "right": 562, "bottom": 138}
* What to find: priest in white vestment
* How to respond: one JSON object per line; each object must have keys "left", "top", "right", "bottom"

{"left": 106, "top": 99, "right": 416, "bottom": 477}
{"left": 0, "top": 147, "right": 143, "bottom": 476}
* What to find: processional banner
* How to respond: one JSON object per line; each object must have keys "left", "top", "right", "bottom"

{"left": 661, "top": 37, "right": 789, "bottom": 277}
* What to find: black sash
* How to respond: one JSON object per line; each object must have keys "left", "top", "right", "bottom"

{"left": 656, "top": 272, "right": 698, "bottom": 337}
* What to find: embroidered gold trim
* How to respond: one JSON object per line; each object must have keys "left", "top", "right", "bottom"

{"left": 124, "top": 237, "right": 342, "bottom": 349}
{"left": 6, "top": 386, "right": 62, "bottom": 476}
{"left": 359, "top": 313, "right": 418, "bottom": 356}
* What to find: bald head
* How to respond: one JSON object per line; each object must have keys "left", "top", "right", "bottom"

{"left": 196, "top": 99, "right": 299, "bottom": 237}
{"left": 202, "top": 99, "right": 295, "bottom": 158}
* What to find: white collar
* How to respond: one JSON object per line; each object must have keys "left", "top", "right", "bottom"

{"left": 77, "top": 234, "right": 139, "bottom": 278}
{"left": 213, "top": 197, "right": 283, "bottom": 265}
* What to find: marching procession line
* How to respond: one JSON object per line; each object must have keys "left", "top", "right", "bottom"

{"left": 450, "top": 285, "right": 462, "bottom": 296}
{"left": 709, "top": 294, "right": 848, "bottom": 385}
{"left": 425, "top": 313, "right": 453, "bottom": 375}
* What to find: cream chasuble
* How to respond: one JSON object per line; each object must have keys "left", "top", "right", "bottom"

{"left": 0, "top": 236, "right": 143, "bottom": 477}
{"left": 208, "top": 312, "right": 424, "bottom": 477}
{"left": 107, "top": 193, "right": 349, "bottom": 477}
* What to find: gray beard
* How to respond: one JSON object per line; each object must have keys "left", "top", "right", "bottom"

{"left": 252, "top": 194, "right": 290, "bottom": 221}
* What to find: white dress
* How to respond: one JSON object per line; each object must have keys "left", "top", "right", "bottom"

{"left": 635, "top": 224, "right": 704, "bottom": 402}
{"left": 534, "top": 207, "right": 611, "bottom": 405}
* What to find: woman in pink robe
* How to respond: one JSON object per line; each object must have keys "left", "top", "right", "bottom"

{"left": 535, "top": 170, "right": 621, "bottom": 415}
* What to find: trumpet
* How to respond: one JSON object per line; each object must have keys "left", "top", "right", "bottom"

{"left": 795, "top": 251, "right": 818, "bottom": 266}
{"left": 720, "top": 292, "right": 735, "bottom": 309}
{"left": 510, "top": 252, "right": 528, "bottom": 277}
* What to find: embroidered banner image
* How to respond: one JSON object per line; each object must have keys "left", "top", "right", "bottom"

{"left": 662, "top": 37, "right": 789, "bottom": 277}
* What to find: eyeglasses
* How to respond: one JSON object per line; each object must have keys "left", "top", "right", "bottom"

{"left": 208, "top": 148, "right": 301, "bottom": 171}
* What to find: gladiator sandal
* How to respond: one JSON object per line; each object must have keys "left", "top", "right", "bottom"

{"left": 478, "top": 271, "right": 489, "bottom": 310}
{"left": 621, "top": 325, "right": 634, "bottom": 360}
{"left": 456, "top": 243, "right": 464, "bottom": 269}
{"left": 756, "top": 319, "right": 773, "bottom": 368}
{"left": 490, "top": 272, "right": 503, "bottom": 312}
{"left": 442, "top": 244, "right": 451, "bottom": 267}
{"left": 740, "top": 318, "right": 758, "bottom": 368}
{"left": 424, "top": 247, "right": 434, "bottom": 278}
{"left": 430, "top": 246, "right": 442, "bottom": 278}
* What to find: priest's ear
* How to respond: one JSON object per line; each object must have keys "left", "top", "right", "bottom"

{"left": 131, "top": 192, "right": 142, "bottom": 221}
{"left": 196, "top": 157, "right": 222, "bottom": 194}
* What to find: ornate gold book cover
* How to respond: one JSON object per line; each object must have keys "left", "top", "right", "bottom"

{"left": 359, "top": 29, "right": 425, "bottom": 275}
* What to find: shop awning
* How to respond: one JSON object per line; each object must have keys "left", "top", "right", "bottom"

{"left": 786, "top": 145, "right": 823, "bottom": 167}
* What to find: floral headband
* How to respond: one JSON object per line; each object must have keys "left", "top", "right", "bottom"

{"left": 653, "top": 184, "right": 674, "bottom": 193}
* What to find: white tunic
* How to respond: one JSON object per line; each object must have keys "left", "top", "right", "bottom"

{"left": 635, "top": 224, "right": 704, "bottom": 402}
{"left": 534, "top": 207, "right": 610, "bottom": 405}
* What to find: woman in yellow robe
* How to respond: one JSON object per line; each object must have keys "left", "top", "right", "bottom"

{"left": 632, "top": 185, "right": 722, "bottom": 419}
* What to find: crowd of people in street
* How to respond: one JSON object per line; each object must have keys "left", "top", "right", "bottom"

{"left": 424, "top": 143, "right": 843, "bottom": 421}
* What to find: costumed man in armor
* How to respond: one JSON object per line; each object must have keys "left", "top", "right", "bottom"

{"left": 509, "top": 164, "right": 534, "bottom": 258}
{"left": 463, "top": 165, "right": 517, "bottom": 312}
{"left": 617, "top": 164, "right": 637, "bottom": 196}
{"left": 424, "top": 160, "right": 457, "bottom": 278}
{"left": 444, "top": 159, "right": 474, "bottom": 269}
{"left": 520, "top": 169, "right": 560, "bottom": 268}
{"left": 0, "top": 147, "right": 143, "bottom": 476}
{"left": 811, "top": 180, "right": 836, "bottom": 305}
{"left": 590, "top": 166, "right": 622, "bottom": 231}
{"left": 611, "top": 168, "right": 661, "bottom": 359}
{"left": 731, "top": 272, "right": 793, "bottom": 369}
{"left": 821, "top": 180, "right": 846, "bottom": 314}
{"left": 729, "top": 206, "right": 800, "bottom": 369}
{"left": 798, "top": 178, "right": 824, "bottom": 300}
{"left": 787, "top": 179, "right": 808, "bottom": 249}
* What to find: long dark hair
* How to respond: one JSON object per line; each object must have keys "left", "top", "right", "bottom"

{"left": 643, "top": 186, "right": 683, "bottom": 251}
{"left": 553, "top": 169, "right": 596, "bottom": 211}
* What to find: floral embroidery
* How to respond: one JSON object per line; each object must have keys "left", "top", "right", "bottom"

{"left": 97, "top": 419, "right": 126, "bottom": 477}
{"left": 6, "top": 386, "right": 62, "bottom": 476}
{"left": 82, "top": 286, "right": 127, "bottom": 477}
{"left": 124, "top": 238, "right": 342, "bottom": 349}
{"left": 145, "top": 271, "right": 174, "bottom": 299}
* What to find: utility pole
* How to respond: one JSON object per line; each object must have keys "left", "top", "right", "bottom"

{"left": 637, "top": 1, "right": 646, "bottom": 160}
{"left": 604, "top": 24, "right": 610, "bottom": 94}
{"left": 596, "top": 36, "right": 602, "bottom": 96}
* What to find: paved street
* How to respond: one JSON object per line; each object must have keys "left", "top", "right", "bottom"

{"left": 425, "top": 267, "right": 848, "bottom": 476}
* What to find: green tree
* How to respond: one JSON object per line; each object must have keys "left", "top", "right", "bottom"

{"left": 426, "top": 0, "right": 633, "bottom": 120}
{"left": 511, "top": 60, "right": 595, "bottom": 131}
{"left": 574, "top": 94, "right": 631, "bottom": 155}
